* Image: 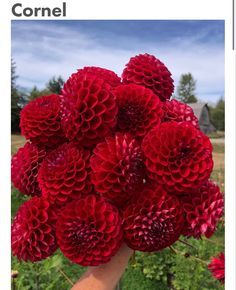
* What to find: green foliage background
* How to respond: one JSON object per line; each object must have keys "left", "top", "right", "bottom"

{"left": 209, "top": 99, "right": 225, "bottom": 131}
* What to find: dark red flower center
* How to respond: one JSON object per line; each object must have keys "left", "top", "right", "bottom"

{"left": 118, "top": 104, "right": 143, "bottom": 130}
{"left": 68, "top": 222, "right": 97, "bottom": 248}
{"left": 169, "top": 145, "right": 193, "bottom": 164}
{"left": 150, "top": 221, "right": 163, "bottom": 235}
{"left": 125, "top": 155, "right": 146, "bottom": 189}
{"left": 149, "top": 220, "right": 174, "bottom": 239}
{"left": 178, "top": 146, "right": 191, "bottom": 160}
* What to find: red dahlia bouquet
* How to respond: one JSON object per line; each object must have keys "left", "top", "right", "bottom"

{"left": 11, "top": 53, "right": 224, "bottom": 284}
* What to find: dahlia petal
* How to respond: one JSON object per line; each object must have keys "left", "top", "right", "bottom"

{"left": 61, "top": 74, "right": 118, "bottom": 147}
{"left": 56, "top": 195, "right": 123, "bottom": 266}
{"left": 114, "top": 84, "right": 163, "bottom": 137}
{"left": 122, "top": 53, "right": 174, "bottom": 101}
{"left": 38, "top": 143, "right": 93, "bottom": 207}
{"left": 162, "top": 99, "right": 199, "bottom": 128}
{"left": 122, "top": 185, "right": 184, "bottom": 252}
{"left": 180, "top": 166, "right": 190, "bottom": 177}
{"left": 181, "top": 181, "right": 224, "bottom": 238}
{"left": 20, "top": 94, "right": 66, "bottom": 148}
{"left": 91, "top": 133, "right": 147, "bottom": 207}
{"left": 11, "top": 143, "right": 46, "bottom": 197}
{"left": 142, "top": 122, "right": 213, "bottom": 193}
{"left": 11, "top": 197, "right": 57, "bottom": 262}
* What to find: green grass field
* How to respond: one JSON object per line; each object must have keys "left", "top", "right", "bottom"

{"left": 11, "top": 135, "right": 225, "bottom": 290}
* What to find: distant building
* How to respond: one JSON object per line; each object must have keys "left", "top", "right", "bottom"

{"left": 188, "top": 103, "right": 216, "bottom": 134}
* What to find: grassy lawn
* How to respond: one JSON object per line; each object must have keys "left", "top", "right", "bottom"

{"left": 213, "top": 143, "right": 225, "bottom": 154}
{"left": 11, "top": 134, "right": 26, "bottom": 154}
{"left": 11, "top": 135, "right": 225, "bottom": 290}
{"left": 207, "top": 131, "right": 225, "bottom": 139}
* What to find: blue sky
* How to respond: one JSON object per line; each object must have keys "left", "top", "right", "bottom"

{"left": 11, "top": 20, "right": 224, "bottom": 104}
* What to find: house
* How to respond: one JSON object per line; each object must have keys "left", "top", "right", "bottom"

{"left": 188, "top": 103, "right": 216, "bottom": 134}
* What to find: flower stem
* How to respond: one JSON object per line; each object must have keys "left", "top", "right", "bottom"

{"left": 12, "top": 279, "right": 16, "bottom": 290}
{"left": 130, "top": 251, "right": 136, "bottom": 264}
{"left": 169, "top": 246, "right": 177, "bottom": 254}
{"left": 169, "top": 246, "right": 208, "bottom": 265}
{"left": 178, "top": 239, "right": 196, "bottom": 249}
{"left": 58, "top": 268, "right": 74, "bottom": 286}
{"left": 202, "top": 237, "right": 224, "bottom": 247}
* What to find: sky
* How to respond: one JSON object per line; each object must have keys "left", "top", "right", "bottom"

{"left": 11, "top": 20, "right": 225, "bottom": 104}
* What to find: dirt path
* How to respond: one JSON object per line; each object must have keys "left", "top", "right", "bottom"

{"left": 11, "top": 135, "right": 26, "bottom": 154}
{"left": 213, "top": 152, "right": 224, "bottom": 169}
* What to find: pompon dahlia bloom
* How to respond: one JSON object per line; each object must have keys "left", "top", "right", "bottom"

{"left": 181, "top": 181, "right": 224, "bottom": 239}
{"left": 73, "top": 66, "right": 121, "bottom": 89}
{"left": 38, "top": 142, "right": 92, "bottom": 207}
{"left": 122, "top": 186, "right": 184, "bottom": 251}
{"left": 20, "top": 94, "right": 66, "bottom": 148}
{"left": 11, "top": 142, "right": 46, "bottom": 196}
{"left": 208, "top": 252, "right": 225, "bottom": 284}
{"left": 11, "top": 197, "right": 58, "bottom": 262}
{"left": 162, "top": 99, "right": 199, "bottom": 129}
{"left": 113, "top": 84, "right": 163, "bottom": 137}
{"left": 122, "top": 53, "right": 174, "bottom": 101}
{"left": 61, "top": 75, "right": 118, "bottom": 147}
{"left": 142, "top": 121, "right": 213, "bottom": 193}
{"left": 56, "top": 194, "right": 123, "bottom": 266}
{"left": 90, "top": 133, "right": 146, "bottom": 206}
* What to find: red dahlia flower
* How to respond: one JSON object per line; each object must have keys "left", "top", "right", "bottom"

{"left": 11, "top": 142, "right": 46, "bottom": 196}
{"left": 20, "top": 94, "right": 66, "bottom": 148}
{"left": 113, "top": 84, "right": 163, "bottom": 137}
{"left": 208, "top": 252, "right": 225, "bottom": 284}
{"left": 162, "top": 99, "right": 199, "bottom": 129}
{"left": 61, "top": 75, "right": 117, "bottom": 147}
{"left": 56, "top": 194, "right": 123, "bottom": 266}
{"left": 38, "top": 142, "right": 92, "bottom": 207}
{"left": 181, "top": 181, "right": 224, "bottom": 238}
{"left": 11, "top": 197, "right": 57, "bottom": 262}
{"left": 68, "top": 66, "right": 121, "bottom": 91}
{"left": 90, "top": 133, "right": 146, "bottom": 207}
{"left": 142, "top": 121, "right": 213, "bottom": 193}
{"left": 122, "top": 186, "right": 184, "bottom": 251}
{"left": 122, "top": 53, "right": 174, "bottom": 101}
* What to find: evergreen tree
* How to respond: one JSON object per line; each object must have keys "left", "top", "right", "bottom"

{"left": 46, "top": 76, "right": 64, "bottom": 94}
{"left": 28, "top": 86, "right": 50, "bottom": 101}
{"left": 11, "top": 59, "right": 21, "bottom": 133}
{"left": 28, "top": 76, "right": 64, "bottom": 101}
{"left": 176, "top": 73, "right": 198, "bottom": 103}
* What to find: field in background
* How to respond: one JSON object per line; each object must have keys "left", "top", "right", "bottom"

{"left": 11, "top": 134, "right": 225, "bottom": 290}
{"left": 11, "top": 134, "right": 25, "bottom": 154}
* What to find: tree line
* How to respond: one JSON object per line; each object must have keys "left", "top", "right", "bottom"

{"left": 11, "top": 61, "right": 224, "bottom": 133}
{"left": 11, "top": 59, "right": 64, "bottom": 133}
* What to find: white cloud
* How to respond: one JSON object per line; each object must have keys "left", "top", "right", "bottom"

{"left": 12, "top": 21, "right": 224, "bottom": 103}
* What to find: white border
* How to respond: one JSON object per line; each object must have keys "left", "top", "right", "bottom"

{"left": 0, "top": 2, "right": 11, "bottom": 290}
{"left": 225, "top": 16, "right": 236, "bottom": 290}
{"left": 1, "top": 1, "right": 235, "bottom": 289}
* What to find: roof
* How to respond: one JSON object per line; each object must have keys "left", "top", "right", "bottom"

{"left": 187, "top": 102, "right": 208, "bottom": 119}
